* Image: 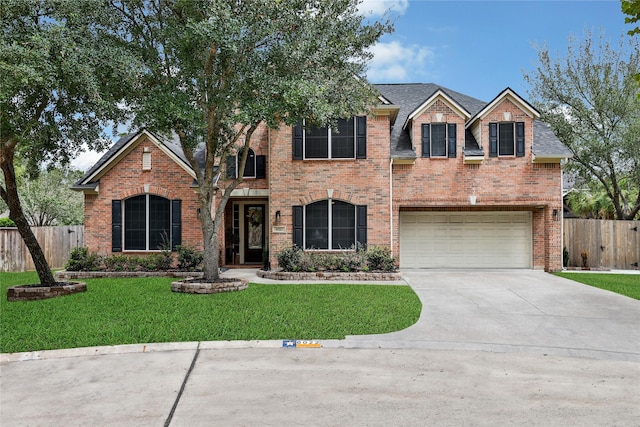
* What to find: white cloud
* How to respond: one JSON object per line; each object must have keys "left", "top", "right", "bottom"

{"left": 358, "top": 0, "right": 409, "bottom": 16}
{"left": 72, "top": 147, "right": 108, "bottom": 172}
{"left": 366, "top": 40, "right": 435, "bottom": 82}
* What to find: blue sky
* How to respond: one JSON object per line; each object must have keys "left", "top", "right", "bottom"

{"left": 362, "top": 0, "right": 633, "bottom": 101}
{"left": 73, "top": 0, "right": 634, "bottom": 170}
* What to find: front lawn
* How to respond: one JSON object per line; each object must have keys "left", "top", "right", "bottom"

{"left": 0, "top": 272, "right": 421, "bottom": 353}
{"left": 553, "top": 272, "right": 640, "bottom": 300}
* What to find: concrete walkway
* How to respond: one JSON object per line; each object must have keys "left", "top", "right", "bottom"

{"left": 2, "top": 269, "right": 639, "bottom": 426}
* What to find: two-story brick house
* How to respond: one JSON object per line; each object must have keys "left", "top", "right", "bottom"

{"left": 73, "top": 84, "right": 571, "bottom": 271}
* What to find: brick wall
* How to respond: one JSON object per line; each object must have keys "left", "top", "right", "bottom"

{"left": 84, "top": 136, "right": 202, "bottom": 255}
{"left": 392, "top": 98, "right": 563, "bottom": 271}
{"left": 268, "top": 114, "right": 392, "bottom": 268}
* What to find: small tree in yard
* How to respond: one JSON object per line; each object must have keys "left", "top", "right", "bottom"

{"left": 1, "top": 0, "right": 139, "bottom": 286}
{"left": 110, "top": 0, "right": 392, "bottom": 281}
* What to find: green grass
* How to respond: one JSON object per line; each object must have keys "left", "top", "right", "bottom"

{"left": 554, "top": 272, "right": 640, "bottom": 300}
{"left": 0, "top": 272, "right": 421, "bottom": 353}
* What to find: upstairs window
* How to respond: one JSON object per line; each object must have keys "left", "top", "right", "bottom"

{"left": 421, "top": 123, "right": 457, "bottom": 158}
{"left": 489, "top": 122, "right": 525, "bottom": 157}
{"left": 292, "top": 117, "right": 367, "bottom": 160}
{"left": 226, "top": 148, "right": 266, "bottom": 179}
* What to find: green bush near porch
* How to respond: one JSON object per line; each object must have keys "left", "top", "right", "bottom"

{"left": 0, "top": 272, "right": 421, "bottom": 353}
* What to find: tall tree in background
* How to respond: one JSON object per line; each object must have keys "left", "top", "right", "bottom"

{"left": 110, "top": 0, "right": 392, "bottom": 281}
{"left": 524, "top": 30, "right": 640, "bottom": 220}
{"left": 1, "top": 0, "right": 138, "bottom": 285}
{"left": 622, "top": 0, "right": 640, "bottom": 87}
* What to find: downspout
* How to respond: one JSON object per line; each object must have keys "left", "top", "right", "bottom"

{"left": 560, "top": 162, "right": 565, "bottom": 271}
{"left": 390, "top": 157, "right": 393, "bottom": 255}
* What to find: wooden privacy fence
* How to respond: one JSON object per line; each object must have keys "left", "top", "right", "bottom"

{"left": 564, "top": 219, "right": 640, "bottom": 270}
{"left": 0, "top": 225, "right": 84, "bottom": 272}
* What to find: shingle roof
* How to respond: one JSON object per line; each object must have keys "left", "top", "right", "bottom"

{"left": 532, "top": 121, "right": 573, "bottom": 158}
{"left": 374, "top": 83, "right": 570, "bottom": 159}
{"left": 73, "top": 130, "right": 193, "bottom": 188}
{"left": 374, "top": 83, "right": 487, "bottom": 158}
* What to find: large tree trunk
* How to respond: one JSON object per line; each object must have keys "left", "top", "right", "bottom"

{"left": 199, "top": 190, "right": 220, "bottom": 281}
{"left": 0, "top": 143, "right": 56, "bottom": 286}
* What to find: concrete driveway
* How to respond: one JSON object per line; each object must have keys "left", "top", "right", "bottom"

{"left": 1, "top": 269, "right": 639, "bottom": 426}
{"left": 337, "top": 270, "right": 640, "bottom": 362}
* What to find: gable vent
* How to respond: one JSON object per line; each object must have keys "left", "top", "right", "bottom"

{"left": 142, "top": 152, "right": 151, "bottom": 170}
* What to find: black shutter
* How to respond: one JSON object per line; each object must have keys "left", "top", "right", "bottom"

{"left": 226, "top": 155, "right": 236, "bottom": 179}
{"left": 293, "top": 205, "right": 303, "bottom": 248}
{"left": 256, "top": 155, "right": 266, "bottom": 178}
{"left": 447, "top": 123, "right": 457, "bottom": 158}
{"left": 356, "top": 205, "right": 367, "bottom": 249}
{"left": 112, "top": 200, "right": 122, "bottom": 252}
{"left": 421, "top": 124, "right": 430, "bottom": 157}
{"left": 516, "top": 122, "right": 525, "bottom": 157}
{"left": 292, "top": 122, "right": 303, "bottom": 160}
{"left": 171, "top": 199, "right": 182, "bottom": 251}
{"left": 489, "top": 123, "right": 498, "bottom": 157}
{"left": 356, "top": 116, "right": 367, "bottom": 159}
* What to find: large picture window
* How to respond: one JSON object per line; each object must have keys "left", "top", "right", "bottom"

{"left": 124, "top": 195, "right": 170, "bottom": 250}
{"left": 304, "top": 200, "right": 355, "bottom": 250}
{"left": 292, "top": 117, "right": 367, "bottom": 160}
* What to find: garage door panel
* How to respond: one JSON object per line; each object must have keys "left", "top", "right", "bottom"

{"left": 400, "top": 212, "right": 531, "bottom": 269}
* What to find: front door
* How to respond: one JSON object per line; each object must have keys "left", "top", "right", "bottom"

{"left": 244, "top": 204, "right": 265, "bottom": 263}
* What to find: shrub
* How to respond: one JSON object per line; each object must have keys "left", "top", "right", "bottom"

{"left": 176, "top": 245, "right": 204, "bottom": 271}
{"left": 103, "top": 254, "right": 130, "bottom": 271}
{"left": 140, "top": 252, "right": 173, "bottom": 271}
{"left": 65, "top": 247, "right": 102, "bottom": 271}
{"left": 365, "top": 245, "right": 397, "bottom": 272}
{"left": 0, "top": 217, "right": 16, "bottom": 227}
{"left": 276, "top": 246, "right": 302, "bottom": 272}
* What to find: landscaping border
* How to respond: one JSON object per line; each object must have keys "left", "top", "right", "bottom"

{"left": 55, "top": 271, "right": 204, "bottom": 280}
{"left": 258, "top": 270, "right": 402, "bottom": 281}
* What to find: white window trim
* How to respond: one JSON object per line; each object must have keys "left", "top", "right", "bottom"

{"left": 498, "top": 122, "right": 516, "bottom": 157}
{"left": 303, "top": 200, "right": 357, "bottom": 250}
{"left": 302, "top": 118, "right": 357, "bottom": 160}
{"left": 122, "top": 194, "right": 171, "bottom": 252}
{"left": 429, "top": 123, "right": 449, "bottom": 158}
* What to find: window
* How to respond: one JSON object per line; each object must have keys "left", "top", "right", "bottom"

{"left": 292, "top": 116, "right": 367, "bottom": 160}
{"left": 293, "top": 201, "right": 367, "bottom": 250}
{"left": 226, "top": 148, "right": 265, "bottom": 179}
{"left": 421, "top": 123, "right": 457, "bottom": 158}
{"left": 489, "top": 122, "right": 525, "bottom": 157}
{"left": 112, "top": 196, "right": 181, "bottom": 252}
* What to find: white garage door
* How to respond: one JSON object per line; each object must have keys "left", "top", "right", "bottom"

{"left": 399, "top": 211, "right": 532, "bottom": 269}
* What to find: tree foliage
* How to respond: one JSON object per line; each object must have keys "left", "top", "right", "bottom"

{"left": 13, "top": 167, "right": 84, "bottom": 226}
{"left": 110, "top": 0, "right": 392, "bottom": 280}
{"left": 524, "top": 30, "right": 640, "bottom": 220}
{"left": 1, "top": 0, "right": 139, "bottom": 285}
{"left": 622, "top": 0, "right": 640, "bottom": 35}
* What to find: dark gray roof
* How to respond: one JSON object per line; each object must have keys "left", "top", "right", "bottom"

{"left": 532, "top": 121, "right": 573, "bottom": 158}
{"left": 374, "top": 83, "right": 487, "bottom": 158}
{"left": 374, "top": 83, "right": 570, "bottom": 159}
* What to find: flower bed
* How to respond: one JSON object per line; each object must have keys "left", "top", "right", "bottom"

{"left": 258, "top": 270, "right": 402, "bottom": 281}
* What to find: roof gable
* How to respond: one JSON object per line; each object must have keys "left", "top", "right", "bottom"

{"left": 403, "top": 89, "right": 471, "bottom": 130}
{"left": 466, "top": 87, "right": 540, "bottom": 128}
{"left": 75, "top": 130, "right": 195, "bottom": 188}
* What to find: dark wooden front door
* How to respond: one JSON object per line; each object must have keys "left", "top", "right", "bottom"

{"left": 244, "top": 204, "right": 265, "bottom": 263}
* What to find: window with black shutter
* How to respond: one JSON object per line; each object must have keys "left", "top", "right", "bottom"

{"left": 299, "top": 200, "right": 363, "bottom": 250}
{"left": 293, "top": 117, "right": 366, "bottom": 160}
{"left": 490, "top": 122, "right": 525, "bottom": 157}
{"left": 422, "top": 123, "right": 457, "bottom": 158}
{"left": 117, "top": 195, "right": 179, "bottom": 251}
